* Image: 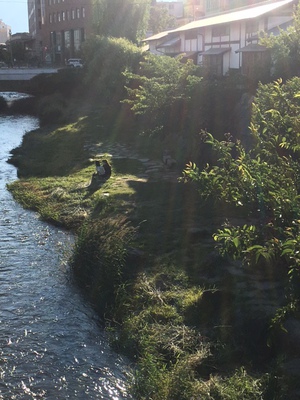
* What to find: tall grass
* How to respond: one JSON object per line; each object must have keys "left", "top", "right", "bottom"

{"left": 70, "top": 215, "right": 136, "bottom": 313}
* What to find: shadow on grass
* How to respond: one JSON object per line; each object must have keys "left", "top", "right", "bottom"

{"left": 126, "top": 179, "right": 212, "bottom": 259}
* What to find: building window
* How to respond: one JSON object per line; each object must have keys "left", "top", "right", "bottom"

{"left": 74, "top": 29, "right": 81, "bottom": 51}
{"left": 62, "top": 11, "right": 65, "bottom": 21}
{"left": 49, "top": 14, "right": 52, "bottom": 23}
{"left": 58, "top": 12, "right": 61, "bottom": 22}
{"left": 53, "top": 13, "right": 57, "bottom": 23}
{"left": 246, "top": 20, "right": 259, "bottom": 35}
{"left": 212, "top": 24, "right": 229, "bottom": 37}
{"left": 56, "top": 31, "right": 62, "bottom": 51}
{"left": 72, "top": 9, "right": 75, "bottom": 19}
{"left": 76, "top": 8, "right": 80, "bottom": 19}
{"left": 82, "top": 7, "right": 85, "bottom": 18}
{"left": 203, "top": 54, "right": 223, "bottom": 75}
{"left": 64, "top": 30, "right": 71, "bottom": 49}
{"left": 206, "top": 0, "right": 219, "bottom": 12}
{"left": 67, "top": 10, "right": 70, "bottom": 20}
{"left": 49, "top": 0, "right": 52, "bottom": 5}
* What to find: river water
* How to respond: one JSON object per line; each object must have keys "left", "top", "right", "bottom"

{"left": 0, "top": 95, "right": 131, "bottom": 399}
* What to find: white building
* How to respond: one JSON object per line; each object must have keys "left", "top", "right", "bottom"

{"left": 145, "top": 0, "right": 296, "bottom": 76}
{"left": 0, "top": 20, "right": 11, "bottom": 45}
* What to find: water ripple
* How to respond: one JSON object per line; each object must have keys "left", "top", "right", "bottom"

{"left": 0, "top": 106, "right": 132, "bottom": 399}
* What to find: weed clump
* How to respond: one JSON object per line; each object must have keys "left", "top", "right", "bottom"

{"left": 70, "top": 215, "right": 136, "bottom": 313}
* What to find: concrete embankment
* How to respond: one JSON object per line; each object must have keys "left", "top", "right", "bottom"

{"left": 0, "top": 68, "right": 59, "bottom": 92}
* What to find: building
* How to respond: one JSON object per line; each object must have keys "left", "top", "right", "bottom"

{"left": 157, "top": 1, "right": 185, "bottom": 19}
{"left": 28, "top": 0, "right": 46, "bottom": 62}
{"left": 144, "top": 0, "right": 296, "bottom": 77}
{"left": 204, "top": 0, "right": 267, "bottom": 15}
{"left": 45, "top": 0, "right": 93, "bottom": 64}
{"left": 27, "top": 0, "right": 93, "bottom": 65}
{"left": 0, "top": 20, "right": 11, "bottom": 45}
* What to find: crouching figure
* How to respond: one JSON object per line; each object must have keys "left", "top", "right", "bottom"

{"left": 90, "top": 159, "right": 111, "bottom": 187}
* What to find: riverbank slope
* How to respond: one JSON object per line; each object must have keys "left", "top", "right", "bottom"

{"left": 7, "top": 97, "right": 297, "bottom": 399}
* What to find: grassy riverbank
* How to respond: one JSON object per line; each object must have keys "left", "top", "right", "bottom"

{"left": 7, "top": 101, "right": 295, "bottom": 399}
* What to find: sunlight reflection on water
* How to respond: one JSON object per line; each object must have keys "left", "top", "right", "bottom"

{"left": 0, "top": 100, "right": 132, "bottom": 399}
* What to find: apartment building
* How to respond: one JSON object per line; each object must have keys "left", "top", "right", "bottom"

{"left": 28, "top": 0, "right": 93, "bottom": 65}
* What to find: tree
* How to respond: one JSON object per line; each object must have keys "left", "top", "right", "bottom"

{"left": 260, "top": 2, "right": 300, "bottom": 79}
{"left": 0, "top": 45, "right": 10, "bottom": 65}
{"left": 124, "top": 53, "right": 202, "bottom": 136}
{"left": 182, "top": 77, "right": 300, "bottom": 309}
{"left": 148, "top": 5, "right": 177, "bottom": 34}
{"left": 92, "top": 0, "right": 151, "bottom": 43}
{"left": 82, "top": 36, "right": 144, "bottom": 101}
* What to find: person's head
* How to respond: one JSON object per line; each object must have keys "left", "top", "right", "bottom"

{"left": 102, "top": 160, "right": 109, "bottom": 165}
{"left": 95, "top": 160, "right": 100, "bottom": 166}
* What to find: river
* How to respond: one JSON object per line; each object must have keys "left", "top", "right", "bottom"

{"left": 0, "top": 93, "right": 132, "bottom": 399}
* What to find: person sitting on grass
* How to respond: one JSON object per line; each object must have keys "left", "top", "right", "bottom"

{"left": 93, "top": 160, "right": 111, "bottom": 180}
{"left": 102, "top": 159, "right": 111, "bottom": 178}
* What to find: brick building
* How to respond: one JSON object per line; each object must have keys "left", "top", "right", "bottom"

{"left": 28, "top": 0, "right": 93, "bottom": 65}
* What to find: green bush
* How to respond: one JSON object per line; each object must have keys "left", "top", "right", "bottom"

{"left": 83, "top": 36, "right": 143, "bottom": 102}
{"left": 29, "top": 69, "right": 84, "bottom": 97}
{"left": 37, "top": 93, "right": 68, "bottom": 126}
{"left": 181, "top": 78, "right": 300, "bottom": 344}
{"left": 0, "top": 95, "right": 8, "bottom": 112}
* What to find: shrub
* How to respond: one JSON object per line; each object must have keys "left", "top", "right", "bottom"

{"left": 8, "top": 96, "right": 38, "bottom": 115}
{"left": 29, "top": 68, "right": 84, "bottom": 97}
{"left": 37, "top": 93, "right": 68, "bottom": 126}
{"left": 83, "top": 36, "right": 143, "bottom": 102}
{"left": 0, "top": 95, "right": 8, "bottom": 112}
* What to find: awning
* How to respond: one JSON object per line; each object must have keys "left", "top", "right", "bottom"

{"left": 201, "top": 47, "right": 231, "bottom": 55}
{"left": 236, "top": 44, "right": 268, "bottom": 53}
{"left": 157, "top": 37, "right": 181, "bottom": 48}
{"left": 143, "top": 30, "right": 171, "bottom": 42}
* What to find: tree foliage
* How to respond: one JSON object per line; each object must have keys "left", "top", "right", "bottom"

{"left": 182, "top": 77, "right": 300, "bottom": 304}
{"left": 82, "top": 35, "right": 144, "bottom": 101}
{"left": 92, "top": 0, "right": 151, "bottom": 42}
{"left": 260, "top": 2, "right": 300, "bottom": 79}
{"left": 123, "top": 54, "right": 244, "bottom": 162}
{"left": 148, "top": 4, "right": 177, "bottom": 34}
{"left": 124, "top": 53, "right": 202, "bottom": 118}
{"left": 123, "top": 53, "right": 204, "bottom": 147}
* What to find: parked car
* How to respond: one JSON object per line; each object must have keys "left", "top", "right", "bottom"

{"left": 66, "top": 58, "right": 83, "bottom": 68}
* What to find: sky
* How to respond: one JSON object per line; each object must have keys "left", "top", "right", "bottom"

{"left": 0, "top": 0, "right": 29, "bottom": 34}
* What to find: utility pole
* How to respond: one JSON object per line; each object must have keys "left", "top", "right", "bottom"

{"left": 9, "top": 30, "right": 13, "bottom": 67}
